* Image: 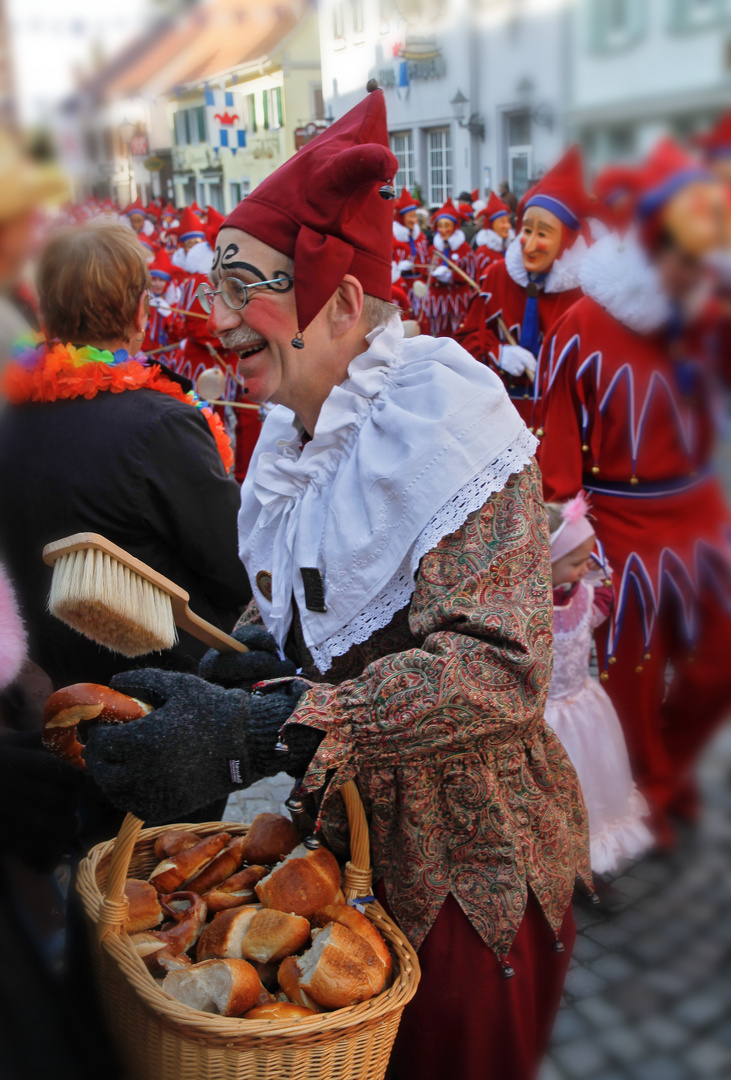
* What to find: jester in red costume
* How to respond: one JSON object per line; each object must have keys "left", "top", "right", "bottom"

{"left": 536, "top": 138, "right": 731, "bottom": 842}
{"left": 142, "top": 249, "right": 182, "bottom": 356}
{"left": 456, "top": 147, "right": 591, "bottom": 423}
{"left": 473, "top": 191, "right": 514, "bottom": 281}
{"left": 421, "top": 198, "right": 475, "bottom": 337}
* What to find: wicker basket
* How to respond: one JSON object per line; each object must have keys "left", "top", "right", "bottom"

{"left": 76, "top": 781, "right": 420, "bottom": 1080}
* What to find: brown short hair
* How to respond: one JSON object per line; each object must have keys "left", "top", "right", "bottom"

{"left": 38, "top": 221, "right": 149, "bottom": 344}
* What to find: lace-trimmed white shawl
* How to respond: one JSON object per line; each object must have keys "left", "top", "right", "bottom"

{"left": 238, "top": 321, "right": 537, "bottom": 673}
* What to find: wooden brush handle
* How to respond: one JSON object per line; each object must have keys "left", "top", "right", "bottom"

{"left": 171, "top": 602, "right": 247, "bottom": 654}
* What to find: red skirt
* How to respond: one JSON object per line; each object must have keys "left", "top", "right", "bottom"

{"left": 378, "top": 886, "right": 574, "bottom": 1080}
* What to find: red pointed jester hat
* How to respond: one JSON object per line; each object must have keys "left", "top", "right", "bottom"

{"left": 518, "top": 145, "right": 594, "bottom": 252}
{"left": 475, "top": 191, "right": 510, "bottom": 227}
{"left": 205, "top": 205, "right": 225, "bottom": 248}
{"left": 178, "top": 206, "right": 207, "bottom": 244}
{"left": 149, "top": 248, "right": 174, "bottom": 282}
{"left": 222, "top": 88, "right": 397, "bottom": 338}
{"left": 394, "top": 186, "right": 419, "bottom": 217}
{"left": 693, "top": 110, "right": 731, "bottom": 162}
{"left": 430, "top": 198, "right": 461, "bottom": 226}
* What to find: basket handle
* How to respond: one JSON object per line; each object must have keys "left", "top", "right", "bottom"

{"left": 97, "top": 779, "right": 373, "bottom": 939}
{"left": 340, "top": 779, "right": 373, "bottom": 902}
{"left": 97, "top": 812, "right": 144, "bottom": 942}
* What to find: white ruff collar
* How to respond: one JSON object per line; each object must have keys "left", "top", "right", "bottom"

{"left": 238, "top": 322, "right": 536, "bottom": 672}
{"left": 475, "top": 228, "right": 508, "bottom": 252}
{"left": 393, "top": 220, "right": 420, "bottom": 243}
{"left": 505, "top": 234, "right": 587, "bottom": 294}
{"left": 181, "top": 240, "right": 214, "bottom": 275}
{"left": 433, "top": 228, "right": 466, "bottom": 253}
{"left": 579, "top": 230, "right": 672, "bottom": 333}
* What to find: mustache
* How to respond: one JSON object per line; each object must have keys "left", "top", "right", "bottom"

{"left": 217, "top": 324, "right": 266, "bottom": 351}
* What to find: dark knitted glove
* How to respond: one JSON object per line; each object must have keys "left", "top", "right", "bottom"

{"left": 198, "top": 624, "right": 297, "bottom": 690}
{"left": 0, "top": 730, "right": 85, "bottom": 872}
{"left": 83, "top": 669, "right": 320, "bottom": 822}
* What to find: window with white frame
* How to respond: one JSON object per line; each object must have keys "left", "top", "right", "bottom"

{"left": 668, "top": 0, "right": 727, "bottom": 31}
{"left": 266, "top": 87, "right": 283, "bottom": 130}
{"left": 229, "top": 180, "right": 250, "bottom": 210}
{"left": 586, "top": 0, "right": 648, "bottom": 52}
{"left": 352, "top": 0, "right": 365, "bottom": 35}
{"left": 390, "top": 131, "right": 415, "bottom": 192}
{"left": 333, "top": 2, "right": 345, "bottom": 41}
{"left": 426, "top": 128, "right": 452, "bottom": 206}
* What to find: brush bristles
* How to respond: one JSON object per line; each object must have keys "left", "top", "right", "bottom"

{"left": 48, "top": 549, "right": 178, "bottom": 657}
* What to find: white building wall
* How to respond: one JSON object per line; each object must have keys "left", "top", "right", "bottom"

{"left": 318, "top": 0, "right": 570, "bottom": 207}
{"left": 569, "top": 0, "right": 731, "bottom": 166}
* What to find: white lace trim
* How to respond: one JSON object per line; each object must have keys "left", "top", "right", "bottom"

{"left": 308, "top": 425, "right": 538, "bottom": 672}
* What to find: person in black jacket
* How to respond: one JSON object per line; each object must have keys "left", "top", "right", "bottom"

{"left": 0, "top": 221, "right": 250, "bottom": 691}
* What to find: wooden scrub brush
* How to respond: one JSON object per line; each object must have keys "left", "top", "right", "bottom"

{"left": 43, "top": 533, "right": 247, "bottom": 657}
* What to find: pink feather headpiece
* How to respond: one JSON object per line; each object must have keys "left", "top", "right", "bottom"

{"left": 549, "top": 491, "right": 595, "bottom": 564}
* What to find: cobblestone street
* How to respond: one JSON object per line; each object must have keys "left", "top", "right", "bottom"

{"left": 227, "top": 721, "right": 731, "bottom": 1080}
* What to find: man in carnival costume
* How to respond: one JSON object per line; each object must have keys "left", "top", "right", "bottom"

{"left": 84, "top": 89, "right": 590, "bottom": 1080}
{"left": 536, "top": 138, "right": 731, "bottom": 844}
{"left": 473, "top": 190, "right": 514, "bottom": 281}
{"left": 456, "top": 147, "right": 592, "bottom": 422}
{"left": 422, "top": 197, "right": 475, "bottom": 337}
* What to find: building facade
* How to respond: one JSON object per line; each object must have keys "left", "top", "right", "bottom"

{"left": 318, "top": 0, "right": 569, "bottom": 206}
{"left": 568, "top": 0, "right": 731, "bottom": 168}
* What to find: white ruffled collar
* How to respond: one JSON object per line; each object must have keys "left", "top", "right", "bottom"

{"left": 174, "top": 240, "right": 214, "bottom": 275}
{"left": 475, "top": 228, "right": 507, "bottom": 252}
{"left": 238, "top": 323, "right": 535, "bottom": 671}
{"left": 433, "top": 228, "right": 466, "bottom": 253}
{"left": 505, "top": 234, "right": 587, "bottom": 294}
{"left": 579, "top": 230, "right": 671, "bottom": 333}
{"left": 393, "top": 220, "right": 421, "bottom": 243}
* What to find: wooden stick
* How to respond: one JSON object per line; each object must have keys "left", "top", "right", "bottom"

{"left": 168, "top": 307, "right": 208, "bottom": 320}
{"left": 207, "top": 399, "right": 261, "bottom": 412}
{"left": 144, "top": 343, "right": 180, "bottom": 357}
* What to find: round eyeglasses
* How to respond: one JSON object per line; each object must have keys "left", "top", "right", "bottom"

{"left": 196, "top": 275, "right": 293, "bottom": 315}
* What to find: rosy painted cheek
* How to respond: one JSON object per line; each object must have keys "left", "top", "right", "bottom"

{"left": 535, "top": 240, "right": 550, "bottom": 253}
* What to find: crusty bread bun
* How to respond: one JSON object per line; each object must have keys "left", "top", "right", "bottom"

{"left": 185, "top": 836, "right": 247, "bottom": 894}
{"left": 240, "top": 909, "right": 310, "bottom": 964}
{"left": 123, "top": 879, "right": 163, "bottom": 934}
{"left": 298, "top": 923, "right": 384, "bottom": 1009}
{"left": 311, "top": 904, "right": 392, "bottom": 989}
{"left": 162, "top": 959, "right": 261, "bottom": 1017}
{"left": 149, "top": 833, "right": 230, "bottom": 894}
{"left": 43, "top": 683, "right": 151, "bottom": 768}
{"left": 241, "top": 813, "right": 300, "bottom": 865}
{"left": 202, "top": 865, "right": 267, "bottom": 913}
{"left": 244, "top": 1002, "right": 317, "bottom": 1021}
{"left": 196, "top": 904, "right": 260, "bottom": 962}
{"left": 153, "top": 829, "right": 201, "bottom": 861}
{"left": 277, "top": 955, "right": 321, "bottom": 1012}
{"left": 255, "top": 844, "right": 341, "bottom": 918}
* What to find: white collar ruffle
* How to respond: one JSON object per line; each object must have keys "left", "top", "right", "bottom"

{"left": 475, "top": 228, "right": 510, "bottom": 252}
{"left": 505, "top": 234, "right": 587, "bottom": 294}
{"left": 579, "top": 230, "right": 671, "bottom": 333}
{"left": 238, "top": 322, "right": 536, "bottom": 672}
{"left": 393, "top": 220, "right": 421, "bottom": 243}
{"left": 433, "top": 228, "right": 466, "bottom": 253}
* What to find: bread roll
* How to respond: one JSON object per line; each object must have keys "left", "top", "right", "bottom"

{"left": 196, "top": 905, "right": 260, "bottom": 962}
{"left": 277, "top": 955, "right": 321, "bottom": 1012}
{"left": 185, "top": 836, "right": 247, "bottom": 894}
{"left": 244, "top": 1002, "right": 317, "bottom": 1021}
{"left": 42, "top": 683, "right": 151, "bottom": 768}
{"left": 298, "top": 923, "right": 384, "bottom": 1009}
{"left": 255, "top": 844, "right": 341, "bottom": 918}
{"left": 311, "top": 904, "right": 392, "bottom": 988}
{"left": 202, "top": 865, "right": 268, "bottom": 913}
{"left": 123, "top": 879, "right": 163, "bottom": 934}
{"left": 162, "top": 959, "right": 261, "bottom": 1017}
{"left": 240, "top": 909, "right": 310, "bottom": 964}
{"left": 149, "top": 833, "right": 230, "bottom": 893}
{"left": 153, "top": 829, "right": 201, "bottom": 860}
{"left": 241, "top": 813, "right": 300, "bottom": 865}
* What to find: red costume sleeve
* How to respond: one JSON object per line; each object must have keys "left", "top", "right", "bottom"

{"left": 535, "top": 315, "right": 585, "bottom": 502}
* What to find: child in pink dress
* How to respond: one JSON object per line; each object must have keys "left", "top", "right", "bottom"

{"left": 546, "top": 494, "right": 653, "bottom": 873}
